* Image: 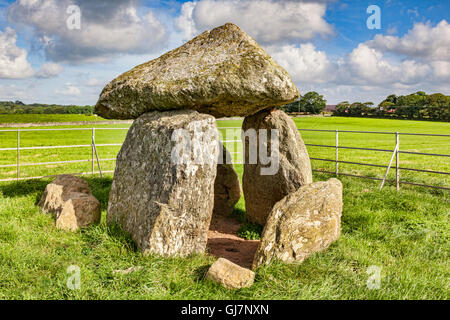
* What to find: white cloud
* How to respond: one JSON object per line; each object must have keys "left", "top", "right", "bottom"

{"left": 175, "top": 0, "right": 332, "bottom": 44}
{"left": 0, "top": 83, "right": 31, "bottom": 100}
{"left": 35, "top": 63, "right": 63, "bottom": 78}
{"left": 267, "top": 43, "right": 333, "bottom": 83}
{"left": 174, "top": 1, "right": 197, "bottom": 41}
{"left": 8, "top": 0, "right": 168, "bottom": 62}
{"left": 334, "top": 43, "right": 433, "bottom": 87}
{"left": 430, "top": 60, "right": 450, "bottom": 80}
{"left": 346, "top": 43, "right": 399, "bottom": 84}
{"left": 0, "top": 27, "right": 34, "bottom": 79}
{"left": 369, "top": 20, "right": 450, "bottom": 61}
{"left": 341, "top": 21, "right": 450, "bottom": 87}
{"left": 84, "top": 77, "right": 104, "bottom": 87}
{"left": 55, "top": 83, "right": 81, "bottom": 96}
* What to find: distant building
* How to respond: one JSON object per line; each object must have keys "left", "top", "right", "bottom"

{"left": 324, "top": 105, "right": 337, "bottom": 112}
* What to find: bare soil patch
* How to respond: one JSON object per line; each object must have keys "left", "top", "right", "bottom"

{"left": 207, "top": 213, "right": 260, "bottom": 269}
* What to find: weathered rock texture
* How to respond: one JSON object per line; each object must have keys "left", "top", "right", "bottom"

{"left": 95, "top": 23, "right": 299, "bottom": 119}
{"left": 107, "top": 110, "right": 219, "bottom": 257}
{"left": 252, "top": 178, "right": 343, "bottom": 270}
{"left": 39, "top": 174, "right": 101, "bottom": 231}
{"left": 213, "top": 144, "right": 241, "bottom": 217}
{"left": 206, "top": 258, "right": 255, "bottom": 289}
{"left": 242, "top": 109, "right": 312, "bottom": 225}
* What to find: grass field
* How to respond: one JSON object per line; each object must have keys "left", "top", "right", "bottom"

{"left": 0, "top": 116, "right": 449, "bottom": 299}
{"left": 0, "top": 114, "right": 109, "bottom": 124}
{"left": 1, "top": 116, "right": 448, "bottom": 188}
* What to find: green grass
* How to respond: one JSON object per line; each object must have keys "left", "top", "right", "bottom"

{"left": 0, "top": 114, "right": 110, "bottom": 124}
{"left": 0, "top": 173, "right": 448, "bottom": 299}
{"left": 0, "top": 116, "right": 449, "bottom": 299}
{"left": 0, "top": 124, "right": 131, "bottom": 180}
{"left": 218, "top": 117, "right": 450, "bottom": 189}
{"left": 237, "top": 222, "right": 263, "bottom": 240}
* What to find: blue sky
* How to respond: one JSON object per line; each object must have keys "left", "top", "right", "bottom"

{"left": 0, "top": 0, "right": 449, "bottom": 106}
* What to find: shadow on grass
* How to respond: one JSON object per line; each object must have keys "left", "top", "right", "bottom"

{"left": 84, "top": 176, "right": 113, "bottom": 208}
{"left": 0, "top": 176, "right": 113, "bottom": 208}
{"left": 232, "top": 207, "right": 247, "bottom": 223}
{"left": 80, "top": 222, "right": 138, "bottom": 253}
{"left": 0, "top": 179, "right": 49, "bottom": 202}
{"left": 193, "top": 264, "right": 211, "bottom": 282}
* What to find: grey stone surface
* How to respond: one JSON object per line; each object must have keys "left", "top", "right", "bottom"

{"left": 213, "top": 144, "right": 241, "bottom": 217}
{"left": 252, "top": 178, "right": 343, "bottom": 269}
{"left": 95, "top": 23, "right": 299, "bottom": 119}
{"left": 39, "top": 174, "right": 100, "bottom": 231}
{"left": 206, "top": 257, "right": 255, "bottom": 289}
{"left": 107, "top": 110, "right": 219, "bottom": 257}
{"left": 242, "top": 109, "right": 312, "bottom": 225}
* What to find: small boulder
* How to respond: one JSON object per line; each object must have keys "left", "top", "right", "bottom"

{"left": 95, "top": 23, "right": 298, "bottom": 119}
{"left": 252, "top": 178, "right": 343, "bottom": 270}
{"left": 242, "top": 109, "right": 312, "bottom": 226}
{"left": 39, "top": 175, "right": 101, "bottom": 231}
{"left": 55, "top": 192, "right": 101, "bottom": 232}
{"left": 206, "top": 258, "right": 255, "bottom": 289}
{"left": 213, "top": 144, "right": 241, "bottom": 217}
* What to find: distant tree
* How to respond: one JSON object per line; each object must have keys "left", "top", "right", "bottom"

{"left": 298, "top": 91, "right": 326, "bottom": 114}
{"left": 334, "top": 101, "right": 350, "bottom": 115}
{"left": 279, "top": 99, "right": 301, "bottom": 113}
{"left": 0, "top": 101, "right": 95, "bottom": 115}
{"left": 376, "top": 92, "right": 449, "bottom": 121}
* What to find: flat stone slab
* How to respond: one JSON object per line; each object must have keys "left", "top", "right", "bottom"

{"left": 95, "top": 23, "right": 299, "bottom": 119}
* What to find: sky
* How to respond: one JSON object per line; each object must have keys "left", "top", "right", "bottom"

{"left": 0, "top": 0, "right": 449, "bottom": 106}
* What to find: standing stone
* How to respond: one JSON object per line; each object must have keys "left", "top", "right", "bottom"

{"left": 242, "top": 109, "right": 312, "bottom": 226}
{"left": 213, "top": 144, "right": 241, "bottom": 217}
{"left": 39, "top": 174, "right": 101, "bottom": 232}
{"left": 252, "top": 178, "right": 343, "bottom": 270}
{"left": 206, "top": 258, "right": 255, "bottom": 289}
{"left": 95, "top": 23, "right": 299, "bottom": 119}
{"left": 107, "top": 110, "right": 219, "bottom": 257}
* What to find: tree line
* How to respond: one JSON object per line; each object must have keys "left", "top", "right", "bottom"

{"left": 333, "top": 92, "right": 449, "bottom": 121}
{"left": 0, "top": 101, "right": 94, "bottom": 115}
{"left": 2, "top": 91, "right": 449, "bottom": 122}
{"left": 279, "top": 91, "right": 449, "bottom": 122}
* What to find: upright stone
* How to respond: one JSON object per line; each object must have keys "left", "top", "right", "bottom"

{"left": 95, "top": 23, "right": 298, "bottom": 119}
{"left": 242, "top": 109, "right": 312, "bottom": 225}
{"left": 107, "top": 110, "right": 219, "bottom": 257}
{"left": 252, "top": 179, "right": 343, "bottom": 269}
{"left": 213, "top": 143, "right": 241, "bottom": 217}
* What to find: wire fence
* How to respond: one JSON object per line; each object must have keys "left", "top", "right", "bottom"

{"left": 297, "top": 128, "right": 449, "bottom": 191}
{"left": 0, "top": 126, "right": 448, "bottom": 191}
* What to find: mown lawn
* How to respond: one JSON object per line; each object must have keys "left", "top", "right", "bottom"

{"left": 0, "top": 172, "right": 448, "bottom": 299}
{"left": 0, "top": 114, "right": 109, "bottom": 124}
{"left": 0, "top": 116, "right": 448, "bottom": 299}
{"left": 1, "top": 116, "right": 449, "bottom": 188}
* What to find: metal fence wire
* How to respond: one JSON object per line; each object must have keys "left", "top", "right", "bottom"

{"left": 0, "top": 127, "right": 449, "bottom": 191}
